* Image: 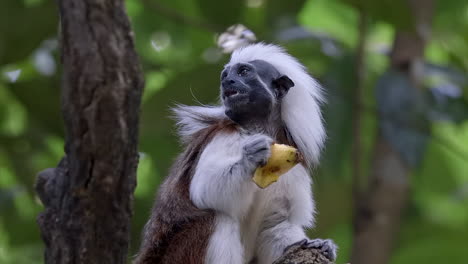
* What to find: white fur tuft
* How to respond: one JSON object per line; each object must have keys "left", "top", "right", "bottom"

{"left": 172, "top": 104, "right": 226, "bottom": 143}
{"left": 227, "top": 43, "right": 326, "bottom": 166}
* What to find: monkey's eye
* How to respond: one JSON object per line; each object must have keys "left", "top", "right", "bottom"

{"left": 238, "top": 67, "right": 250, "bottom": 77}
{"left": 221, "top": 71, "right": 228, "bottom": 80}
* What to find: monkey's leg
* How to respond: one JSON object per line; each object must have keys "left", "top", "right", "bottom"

{"left": 254, "top": 165, "right": 337, "bottom": 264}
{"left": 256, "top": 216, "right": 337, "bottom": 263}
{"left": 205, "top": 214, "right": 244, "bottom": 264}
{"left": 255, "top": 202, "right": 308, "bottom": 264}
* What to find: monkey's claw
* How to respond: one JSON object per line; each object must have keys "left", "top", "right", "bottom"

{"left": 303, "top": 238, "right": 337, "bottom": 261}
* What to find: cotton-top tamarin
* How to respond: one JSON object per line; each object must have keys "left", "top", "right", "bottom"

{"left": 135, "top": 43, "right": 337, "bottom": 264}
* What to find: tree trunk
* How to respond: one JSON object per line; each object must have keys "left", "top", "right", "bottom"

{"left": 351, "top": 138, "right": 410, "bottom": 264}
{"left": 351, "top": 7, "right": 368, "bottom": 215}
{"left": 35, "top": 0, "right": 144, "bottom": 263}
{"left": 350, "top": 1, "right": 434, "bottom": 264}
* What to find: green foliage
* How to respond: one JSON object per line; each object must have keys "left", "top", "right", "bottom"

{"left": 1, "top": 0, "right": 468, "bottom": 263}
{"left": 299, "top": 0, "right": 358, "bottom": 47}
{"left": 0, "top": 84, "right": 28, "bottom": 137}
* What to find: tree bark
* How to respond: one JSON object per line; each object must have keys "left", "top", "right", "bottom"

{"left": 350, "top": 1, "right": 434, "bottom": 264}
{"left": 35, "top": 0, "right": 144, "bottom": 263}
{"left": 274, "top": 247, "right": 334, "bottom": 264}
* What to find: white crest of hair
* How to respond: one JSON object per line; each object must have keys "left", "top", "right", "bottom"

{"left": 227, "top": 43, "right": 326, "bottom": 166}
{"left": 171, "top": 104, "right": 226, "bottom": 143}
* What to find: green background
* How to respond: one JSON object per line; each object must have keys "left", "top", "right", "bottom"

{"left": 1, "top": 0, "right": 468, "bottom": 263}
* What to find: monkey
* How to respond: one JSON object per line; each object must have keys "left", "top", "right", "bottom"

{"left": 135, "top": 43, "right": 337, "bottom": 264}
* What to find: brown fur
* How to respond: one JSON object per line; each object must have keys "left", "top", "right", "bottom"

{"left": 135, "top": 119, "right": 238, "bottom": 264}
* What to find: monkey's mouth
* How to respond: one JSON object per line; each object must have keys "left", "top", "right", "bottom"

{"left": 222, "top": 89, "right": 245, "bottom": 100}
{"left": 224, "top": 90, "right": 238, "bottom": 98}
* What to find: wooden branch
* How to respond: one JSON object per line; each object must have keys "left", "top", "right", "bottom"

{"left": 35, "top": 0, "right": 144, "bottom": 263}
{"left": 351, "top": 7, "right": 368, "bottom": 204}
{"left": 274, "top": 243, "right": 334, "bottom": 264}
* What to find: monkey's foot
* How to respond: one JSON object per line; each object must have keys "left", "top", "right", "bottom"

{"left": 302, "top": 238, "right": 337, "bottom": 261}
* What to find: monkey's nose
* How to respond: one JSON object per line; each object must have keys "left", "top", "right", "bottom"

{"left": 222, "top": 79, "right": 236, "bottom": 87}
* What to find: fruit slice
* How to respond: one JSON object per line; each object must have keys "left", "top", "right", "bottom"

{"left": 252, "top": 144, "right": 302, "bottom": 189}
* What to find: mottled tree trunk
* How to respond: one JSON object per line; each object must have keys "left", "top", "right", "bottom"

{"left": 351, "top": 1, "right": 434, "bottom": 264}
{"left": 35, "top": 0, "right": 144, "bottom": 263}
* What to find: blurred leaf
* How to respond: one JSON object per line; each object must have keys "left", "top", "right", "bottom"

{"left": 0, "top": 0, "right": 57, "bottom": 64}
{"left": 135, "top": 153, "right": 159, "bottom": 198}
{"left": 299, "top": 0, "right": 358, "bottom": 47}
{"left": 343, "top": 0, "right": 412, "bottom": 29}
{"left": 425, "top": 42, "right": 451, "bottom": 65}
{"left": 431, "top": 1, "right": 468, "bottom": 71}
{"left": 45, "top": 135, "right": 64, "bottom": 159}
{"left": 196, "top": 0, "right": 243, "bottom": 27}
{"left": 366, "top": 22, "right": 392, "bottom": 73}
{"left": 23, "top": 0, "right": 43, "bottom": 8}
{"left": 394, "top": 221, "right": 468, "bottom": 264}
{"left": 414, "top": 121, "right": 468, "bottom": 230}
{"left": 0, "top": 84, "right": 28, "bottom": 137}
{"left": 143, "top": 70, "right": 171, "bottom": 102}
{"left": 13, "top": 190, "right": 38, "bottom": 220}
{"left": 125, "top": 0, "right": 143, "bottom": 18}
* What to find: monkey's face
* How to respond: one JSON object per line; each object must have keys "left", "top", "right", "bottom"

{"left": 220, "top": 60, "right": 294, "bottom": 125}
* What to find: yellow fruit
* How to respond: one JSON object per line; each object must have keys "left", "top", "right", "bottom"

{"left": 252, "top": 144, "right": 302, "bottom": 189}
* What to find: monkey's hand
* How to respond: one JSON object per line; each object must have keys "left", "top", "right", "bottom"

{"left": 243, "top": 134, "right": 273, "bottom": 171}
{"left": 306, "top": 238, "right": 337, "bottom": 261}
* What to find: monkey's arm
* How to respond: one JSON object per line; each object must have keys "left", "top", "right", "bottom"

{"left": 190, "top": 132, "right": 272, "bottom": 218}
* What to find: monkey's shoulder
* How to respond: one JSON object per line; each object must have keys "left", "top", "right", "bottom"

{"left": 172, "top": 105, "right": 232, "bottom": 141}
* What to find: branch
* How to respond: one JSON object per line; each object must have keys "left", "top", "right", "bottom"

{"left": 274, "top": 245, "right": 334, "bottom": 264}
{"left": 351, "top": 7, "right": 368, "bottom": 202}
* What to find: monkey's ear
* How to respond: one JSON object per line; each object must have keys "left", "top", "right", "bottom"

{"left": 273, "top": 75, "right": 295, "bottom": 99}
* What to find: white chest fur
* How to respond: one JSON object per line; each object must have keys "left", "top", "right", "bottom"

{"left": 190, "top": 132, "right": 315, "bottom": 264}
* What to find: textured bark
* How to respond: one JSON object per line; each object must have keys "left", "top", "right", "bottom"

{"left": 35, "top": 0, "right": 144, "bottom": 263}
{"left": 274, "top": 246, "right": 334, "bottom": 264}
{"left": 350, "top": 1, "right": 434, "bottom": 264}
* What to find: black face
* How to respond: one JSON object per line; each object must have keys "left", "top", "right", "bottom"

{"left": 220, "top": 60, "right": 294, "bottom": 125}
